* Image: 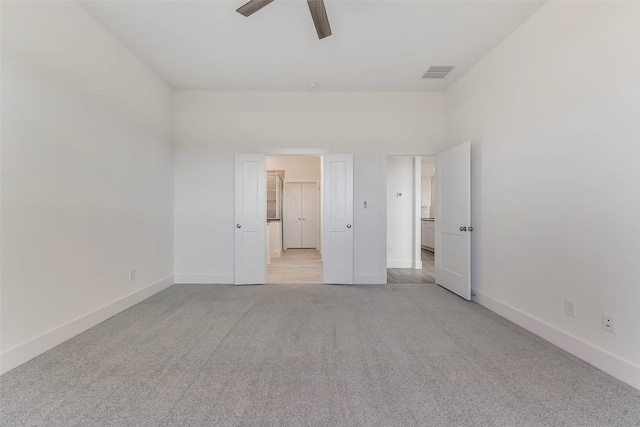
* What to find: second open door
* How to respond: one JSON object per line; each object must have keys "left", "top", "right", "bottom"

{"left": 434, "top": 142, "right": 471, "bottom": 299}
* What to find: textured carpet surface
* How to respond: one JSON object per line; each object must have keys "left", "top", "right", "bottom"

{"left": 2, "top": 283, "right": 640, "bottom": 426}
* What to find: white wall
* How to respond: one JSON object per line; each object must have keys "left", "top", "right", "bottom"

{"left": 174, "top": 91, "right": 445, "bottom": 284}
{"left": 446, "top": 1, "right": 640, "bottom": 388}
{"left": 421, "top": 157, "right": 435, "bottom": 180}
{"left": 267, "top": 156, "right": 321, "bottom": 183}
{"left": 387, "top": 157, "right": 417, "bottom": 268}
{"left": 1, "top": 2, "right": 174, "bottom": 373}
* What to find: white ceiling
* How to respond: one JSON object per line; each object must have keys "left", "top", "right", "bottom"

{"left": 81, "top": 0, "right": 544, "bottom": 91}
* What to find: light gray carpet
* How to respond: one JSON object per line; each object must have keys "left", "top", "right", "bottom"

{"left": 2, "top": 283, "right": 640, "bottom": 426}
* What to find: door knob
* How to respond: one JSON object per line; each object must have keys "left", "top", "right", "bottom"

{"left": 236, "top": 224, "right": 242, "bottom": 228}
{"left": 347, "top": 224, "right": 352, "bottom": 228}
{"left": 298, "top": 218, "right": 301, "bottom": 220}
{"left": 460, "top": 226, "right": 467, "bottom": 231}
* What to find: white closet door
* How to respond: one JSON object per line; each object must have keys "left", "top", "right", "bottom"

{"left": 301, "top": 183, "right": 319, "bottom": 248}
{"left": 284, "top": 183, "right": 302, "bottom": 249}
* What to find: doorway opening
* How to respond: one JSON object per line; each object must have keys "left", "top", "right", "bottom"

{"left": 266, "top": 155, "right": 323, "bottom": 284}
{"left": 386, "top": 155, "right": 436, "bottom": 284}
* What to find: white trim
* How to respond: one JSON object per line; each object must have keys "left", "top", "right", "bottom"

{"left": 413, "top": 157, "right": 423, "bottom": 273}
{"left": 354, "top": 274, "right": 387, "bottom": 285}
{"left": 387, "top": 260, "right": 414, "bottom": 269}
{"left": 263, "top": 148, "right": 327, "bottom": 156}
{"left": 174, "top": 274, "right": 233, "bottom": 284}
{"left": 473, "top": 290, "right": 640, "bottom": 391}
{"left": 0, "top": 275, "right": 174, "bottom": 375}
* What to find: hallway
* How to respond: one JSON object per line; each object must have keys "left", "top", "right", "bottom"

{"left": 387, "top": 249, "right": 435, "bottom": 284}
{"left": 267, "top": 249, "right": 323, "bottom": 284}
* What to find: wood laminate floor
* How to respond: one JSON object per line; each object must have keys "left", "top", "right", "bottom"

{"left": 387, "top": 249, "right": 435, "bottom": 284}
{"left": 269, "top": 248, "right": 431, "bottom": 285}
{"left": 267, "top": 249, "right": 323, "bottom": 284}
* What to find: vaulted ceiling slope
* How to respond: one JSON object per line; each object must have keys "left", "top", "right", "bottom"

{"left": 81, "top": 0, "right": 544, "bottom": 91}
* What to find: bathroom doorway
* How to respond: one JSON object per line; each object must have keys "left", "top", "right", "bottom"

{"left": 386, "top": 155, "right": 436, "bottom": 284}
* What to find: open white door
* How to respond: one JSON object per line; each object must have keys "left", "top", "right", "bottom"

{"left": 323, "top": 154, "right": 354, "bottom": 284}
{"left": 435, "top": 142, "right": 471, "bottom": 299}
{"left": 235, "top": 154, "right": 266, "bottom": 285}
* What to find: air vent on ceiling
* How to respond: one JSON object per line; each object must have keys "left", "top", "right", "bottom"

{"left": 422, "top": 66, "right": 455, "bottom": 79}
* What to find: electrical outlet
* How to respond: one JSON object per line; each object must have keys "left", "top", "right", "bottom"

{"left": 564, "top": 299, "right": 576, "bottom": 318}
{"left": 129, "top": 269, "right": 136, "bottom": 282}
{"left": 602, "top": 313, "right": 616, "bottom": 334}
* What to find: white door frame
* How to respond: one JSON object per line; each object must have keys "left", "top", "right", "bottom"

{"left": 250, "top": 149, "right": 329, "bottom": 283}
{"left": 382, "top": 146, "right": 472, "bottom": 294}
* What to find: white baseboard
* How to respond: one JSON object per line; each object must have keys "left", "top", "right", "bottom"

{"left": 473, "top": 290, "right": 640, "bottom": 391}
{"left": 387, "top": 260, "right": 413, "bottom": 269}
{"left": 176, "top": 274, "right": 386, "bottom": 285}
{"left": 174, "top": 274, "right": 233, "bottom": 284}
{"left": 0, "top": 275, "right": 174, "bottom": 375}
{"left": 354, "top": 274, "right": 387, "bottom": 285}
{"left": 270, "top": 250, "right": 282, "bottom": 258}
{"left": 412, "top": 261, "right": 423, "bottom": 269}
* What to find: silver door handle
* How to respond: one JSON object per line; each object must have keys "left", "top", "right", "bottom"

{"left": 236, "top": 224, "right": 242, "bottom": 228}
{"left": 347, "top": 224, "right": 352, "bottom": 228}
{"left": 460, "top": 226, "right": 467, "bottom": 231}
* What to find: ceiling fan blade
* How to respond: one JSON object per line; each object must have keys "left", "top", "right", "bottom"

{"left": 307, "top": 0, "right": 332, "bottom": 39}
{"left": 236, "top": 0, "right": 275, "bottom": 17}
